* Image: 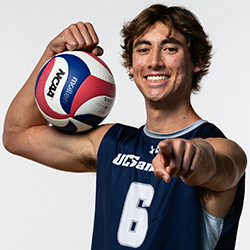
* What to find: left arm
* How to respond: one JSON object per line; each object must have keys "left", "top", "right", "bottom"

{"left": 152, "top": 137, "right": 247, "bottom": 192}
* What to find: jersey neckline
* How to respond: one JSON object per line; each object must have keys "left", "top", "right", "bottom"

{"left": 143, "top": 120, "right": 208, "bottom": 139}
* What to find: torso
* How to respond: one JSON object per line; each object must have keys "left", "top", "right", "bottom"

{"left": 91, "top": 121, "right": 245, "bottom": 250}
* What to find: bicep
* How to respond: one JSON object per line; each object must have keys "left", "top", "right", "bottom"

{"left": 198, "top": 138, "right": 246, "bottom": 217}
{"left": 204, "top": 137, "right": 247, "bottom": 190}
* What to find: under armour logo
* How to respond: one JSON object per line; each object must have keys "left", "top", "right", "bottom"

{"left": 149, "top": 145, "right": 159, "bottom": 155}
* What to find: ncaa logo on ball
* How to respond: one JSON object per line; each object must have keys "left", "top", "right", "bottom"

{"left": 35, "top": 51, "right": 116, "bottom": 133}
{"left": 46, "top": 68, "right": 65, "bottom": 99}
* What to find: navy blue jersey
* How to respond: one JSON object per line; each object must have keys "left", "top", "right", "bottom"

{"left": 91, "top": 120, "right": 245, "bottom": 250}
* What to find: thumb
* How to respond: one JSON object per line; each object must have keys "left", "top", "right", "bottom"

{"left": 91, "top": 46, "right": 104, "bottom": 56}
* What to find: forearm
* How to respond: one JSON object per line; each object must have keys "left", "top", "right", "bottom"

{"left": 182, "top": 138, "right": 246, "bottom": 191}
{"left": 3, "top": 47, "right": 54, "bottom": 151}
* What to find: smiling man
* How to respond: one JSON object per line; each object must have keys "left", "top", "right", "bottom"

{"left": 3, "top": 4, "right": 247, "bottom": 250}
{"left": 130, "top": 22, "right": 199, "bottom": 122}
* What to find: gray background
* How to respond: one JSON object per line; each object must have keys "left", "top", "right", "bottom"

{"left": 1, "top": 0, "right": 249, "bottom": 249}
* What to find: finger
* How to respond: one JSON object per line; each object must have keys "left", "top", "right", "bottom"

{"left": 74, "top": 22, "right": 99, "bottom": 51}
{"left": 78, "top": 23, "right": 104, "bottom": 56}
{"left": 82, "top": 23, "right": 104, "bottom": 56}
{"left": 48, "top": 29, "right": 74, "bottom": 54}
{"left": 55, "top": 22, "right": 99, "bottom": 52}
{"left": 174, "top": 141, "right": 196, "bottom": 177}
{"left": 153, "top": 141, "right": 172, "bottom": 182}
{"left": 64, "top": 23, "right": 92, "bottom": 51}
{"left": 48, "top": 22, "right": 102, "bottom": 56}
{"left": 92, "top": 46, "right": 104, "bottom": 56}
{"left": 158, "top": 140, "right": 172, "bottom": 166}
{"left": 63, "top": 27, "right": 80, "bottom": 51}
{"left": 48, "top": 25, "right": 81, "bottom": 53}
{"left": 165, "top": 139, "right": 185, "bottom": 178}
{"left": 152, "top": 152, "right": 171, "bottom": 182}
{"left": 170, "top": 140, "right": 201, "bottom": 178}
{"left": 182, "top": 146, "right": 202, "bottom": 179}
{"left": 84, "top": 22, "right": 99, "bottom": 46}
{"left": 162, "top": 174, "right": 172, "bottom": 183}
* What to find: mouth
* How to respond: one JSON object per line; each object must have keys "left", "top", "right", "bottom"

{"left": 146, "top": 75, "right": 170, "bottom": 82}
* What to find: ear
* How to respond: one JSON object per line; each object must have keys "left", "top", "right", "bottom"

{"left": 129, "top": 66, "right": 133, "bottom": 75}
{"left": 193, "top": 65, "right": 202, "bottom": 73}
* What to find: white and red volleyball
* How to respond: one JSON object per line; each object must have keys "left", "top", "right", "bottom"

{"left": 35, "top": 51, "right": 115, "bottom": 133}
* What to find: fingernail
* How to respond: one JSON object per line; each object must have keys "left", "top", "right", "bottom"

{"left": 162, "top": 175, "right": 170, "bottom": 183}
{"left": 94, "top": 47, "right": 102, "bottom": 56}
{"left": 94, "top": 48, "right": 100, "bottom": 56}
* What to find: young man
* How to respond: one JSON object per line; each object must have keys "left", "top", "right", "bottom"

{"left": 3, "top": 4, "right": 247, "bottom": 250}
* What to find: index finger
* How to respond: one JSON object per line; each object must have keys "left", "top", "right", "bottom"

{"left": 158, "top": 140, "right": 172, "bottom": 165}
{"left": 74, "top": 22, "right": 99, "bottom": 50}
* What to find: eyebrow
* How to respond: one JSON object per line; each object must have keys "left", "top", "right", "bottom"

{"left": 134, "top": 37, "right": 183, "bottom": 48}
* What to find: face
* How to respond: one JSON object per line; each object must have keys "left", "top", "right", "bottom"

{"left": 129, "top": 21, "right": 201, "bottom": 107}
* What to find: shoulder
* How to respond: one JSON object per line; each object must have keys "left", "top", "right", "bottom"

{"left": 100, "top": 123, "right": 140, "bottom": 141}
{"left": 191, "top": 120, "right": 226, "bottom": 139}
{"left": 97, "top": 123, "right": 144, "bottom": 156}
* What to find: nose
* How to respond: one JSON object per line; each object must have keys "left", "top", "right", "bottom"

{"left": 147, "top": 49, "right": 164, "bottom": 70}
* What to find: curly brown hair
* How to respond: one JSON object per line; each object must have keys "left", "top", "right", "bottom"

{"left": 121, "top": 4, "right": 213, "bottom": 92}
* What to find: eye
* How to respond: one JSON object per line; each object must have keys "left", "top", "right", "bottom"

{"left": 168, "top": 47, "right": 177, "bottom": 52}
{"left": 163, "top": 46, "right": 178, "bottom": 54}
{"left": 136, "top": 47, "right": 150, "bottom": 54}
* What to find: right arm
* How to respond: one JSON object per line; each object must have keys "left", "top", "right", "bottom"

{"left": 3, "top": 22, "right": 110, "bottom": 172}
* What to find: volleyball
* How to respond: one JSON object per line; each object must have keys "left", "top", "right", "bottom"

{"left": 35, "top": 51, "right": 115, "bottom": 133}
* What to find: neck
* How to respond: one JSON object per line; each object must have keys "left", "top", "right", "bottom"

{"left": 145, "top": 100, "right": 201, "bottom": 133}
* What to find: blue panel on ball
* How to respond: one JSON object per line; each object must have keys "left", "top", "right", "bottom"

{"left": 54, "top": 120, "right": 78, "bottom": 133}
{"left": 75, "top": 114, "right": 106, "bottom": 127}
{"left": 59, "top": 54, "right": 91, "bottom": 114}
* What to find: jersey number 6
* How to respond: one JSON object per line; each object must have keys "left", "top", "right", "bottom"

{"left": 117, "top": 182, "right": 154, "bottom": 248}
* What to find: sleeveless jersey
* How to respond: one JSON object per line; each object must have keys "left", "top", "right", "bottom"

{"left": 91, "top": 120, "right": 245, "bottom": 250}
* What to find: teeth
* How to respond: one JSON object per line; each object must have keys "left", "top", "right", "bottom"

{"left": 147, "top": 75, "right": 170, "bottom": 82}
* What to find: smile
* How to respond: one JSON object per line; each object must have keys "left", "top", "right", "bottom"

{"left": 146, "top": 75, "right": 170, "bottom": 82}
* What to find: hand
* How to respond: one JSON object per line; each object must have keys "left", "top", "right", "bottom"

{"left": 47, "top": 21, "right": 103, "bottom": 56}
{"left": 152, "top": 139, "right": 202, "bottom": 183}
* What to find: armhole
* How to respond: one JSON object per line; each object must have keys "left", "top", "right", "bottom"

{"left": 96, "top": 123, "right": 116, "bottom": 157}
{"left": 202, "top": 208, "right": 224, "bottom": 250}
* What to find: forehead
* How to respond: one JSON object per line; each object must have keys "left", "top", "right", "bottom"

{"left": 133, "top": 21, "right": 187, "bottom": 47}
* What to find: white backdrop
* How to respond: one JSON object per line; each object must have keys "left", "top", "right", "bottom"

{"left": 1, "top": 0, "right": 249, "bottom": 249}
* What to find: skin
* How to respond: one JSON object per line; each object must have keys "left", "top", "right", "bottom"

{"left": 3, "top": 21, "right": 247, "bottom": 219}
{"left": 129, "top": 22, "right": 201, "bottom": 132}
